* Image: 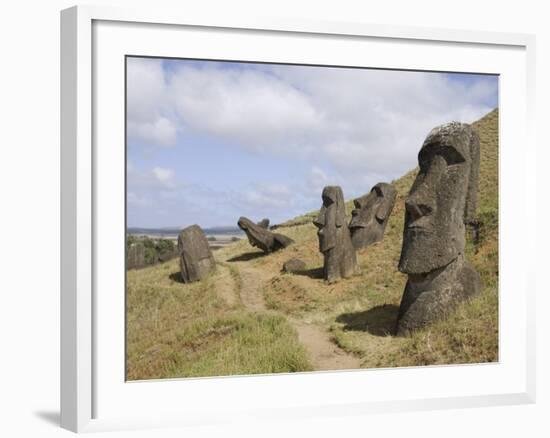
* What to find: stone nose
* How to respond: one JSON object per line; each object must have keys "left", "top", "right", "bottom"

{"left": 405, "top": 197, "right": 433, "bottom": 221}
{"left": 405, "top": 184, "right": 435, "bottom": 221}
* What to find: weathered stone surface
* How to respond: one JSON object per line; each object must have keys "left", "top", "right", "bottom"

{"left": 349, "top": 182, "right": 397, "bottom": 250}
{"left": 177, "top": 225, "right": 216, "bottom": 283}
{"left": 282, "top": 258, "right": 307, "bottom": 273}
{"left": 238, "top": 217, "right": 294, "bottom": 253}
{"left": 257, "top": 218, "right": 270, "bottom": 229}
{"left": 397, "top": 122, "right": 481, "bottom": 334}
{"left": 313, "top": 186, "right": 358, "bottom": 282}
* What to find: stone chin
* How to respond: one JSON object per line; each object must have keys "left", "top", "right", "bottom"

{"left": 398, "top": 229, "right": 462, "bottom": 275}
{"left": 317, "top": 234, "right": 334, "bottom": 253}
{"left": 348, "top": 218, "right": 368, "bottom": 230}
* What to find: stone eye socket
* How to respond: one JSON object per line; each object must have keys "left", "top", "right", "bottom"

{"left": 419, "top": 144, "right": 465, "bottom": 170}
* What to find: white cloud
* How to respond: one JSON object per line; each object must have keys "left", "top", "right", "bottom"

{"left": 126, "top": 59, "right": 498, "bottom": 226}
{"left": 168, "top": 65, "right": 321, "bottom": 155}
{"left": 127, "top": 192, "right": 151, "bottom": 207}
{"left": 128, "top": 165, "right": 178, "bottom": 190}
{"left": 152, "top": 166, "right": 175, "bottom": 184}
{"left": 127, "top": 61, "right": 496, "bottom": 186}
{"left": 126, "top": 58, "right": 166, "bottom": 123}
{"left": 261, "top": 66, "right": 495, "bottom": 186}
{"left": 126, "top": 58, "right": 177, "bottom": 147}
{"left": 128, "top": 117, "right": 177, "bottom": 147}
{"left": 242, "top": 183, "right": 294, "bottom": 210}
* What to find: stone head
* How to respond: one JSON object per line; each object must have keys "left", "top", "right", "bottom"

{"left": 313, "top": 186, "right": 347, "bottom": 253}
{"left": 237, "top": 217, "right": 254, "bottom": 232}
{"left": 349, "top": 183, "right": 396, "bottom": 230}
{"left": 399, "top": 122, "right": 480, "bottom": 274}
{"left": 238, "top": 216, "right": 264, "bottom": 244}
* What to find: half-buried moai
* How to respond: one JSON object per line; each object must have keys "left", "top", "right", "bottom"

{"left": 396, "top": 122, "right": 481, "bottom": 334}
{"left": 349, "top": 182, "right": 397, "bottom": 250}
{"left": 237, "top": 217, "right": 294, "bottom": 253}
{"left": 313, "top": 186, "right": 358, "bottom": 283}
{"left": 177, "top": 224, "right": 216, "bottom": 283}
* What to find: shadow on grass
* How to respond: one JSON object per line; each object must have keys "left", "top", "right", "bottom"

{"left": 336, "top": 304, "right": 399, "bottom": 337}
{"left": 292, "top": 267, "right": 324, "bottom": 279}
{"left": 169, "top": 272, "right": 184, "bottom": 283}
{"left": 227, "top": 251, "right": 265, "bottom": 262}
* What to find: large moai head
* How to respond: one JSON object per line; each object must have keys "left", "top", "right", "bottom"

{"left": 399, "top": 122, "right": 480, "bottom": 274}
{"left": 396, "top": 122, "right": 481, "bottom": 334}
{"left": 177, "top": 224, "right": 216, "bottom": 283}
{"left": 313, "top": 186, "right": 358, "bottom": 282}
{"left": 237, "top": 216, "right": 294, "bottom": 253}
{"left": 349, "top": 182, "right": 397, "bottom": 250}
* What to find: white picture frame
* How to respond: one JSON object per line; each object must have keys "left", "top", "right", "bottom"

{"left": 60, "top": 4, "right": 536, "bottom": 433}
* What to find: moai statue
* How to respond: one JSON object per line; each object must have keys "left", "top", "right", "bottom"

{"left": 237, "top": 217, "right": 294, "bottom": 253}
{"left": 397, "top": 122, "right": 481, "bottom": 334}
{"left": 177, "top": 224, "right": 216, "bottom": 283}
{"left": 313, "top": 186, "right": 358, "bottom": 283}
{"left": 349, "top": 182, "right": 397, "bottom": 250}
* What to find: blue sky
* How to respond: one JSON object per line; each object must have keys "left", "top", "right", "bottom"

{"left": 126, "top": 57, "right": 498, "bottom": 228}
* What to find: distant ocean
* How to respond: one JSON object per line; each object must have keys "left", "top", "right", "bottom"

{"left": 127, "top": 226, "right": 244, "bottom": 238}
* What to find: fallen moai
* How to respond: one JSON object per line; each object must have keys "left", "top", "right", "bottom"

{"left": 237, "top": 217, "right": 294, "bottom": 253}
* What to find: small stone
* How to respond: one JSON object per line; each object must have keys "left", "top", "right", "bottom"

{"left": 282, "top": 258, "right": 307, "bottom": 273}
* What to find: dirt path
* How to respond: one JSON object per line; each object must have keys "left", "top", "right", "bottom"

{"left": 290, "top": 318, "right": 361, "bottom": 371}
{"left": 213, "top": 264, "right": 239, "bottom": 307}
{"left": 238, "top": 266, "right": 268, "bottom": 311}
{"left": 229, "top": 261, "right": 361, "bottom": 371}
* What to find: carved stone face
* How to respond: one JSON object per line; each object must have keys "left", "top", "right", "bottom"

{"left": 398, "top": 123, "right": 479, "bottom": 274}
{"left": 313, "top": 186, "right": 346, "bottom": 253}
{"left": 349, "top": 183, "right": 396, "bottom": 249}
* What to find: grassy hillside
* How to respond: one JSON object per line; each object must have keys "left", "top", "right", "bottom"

{"left": 126, "top": 109, "right": 499, "bottom": 379}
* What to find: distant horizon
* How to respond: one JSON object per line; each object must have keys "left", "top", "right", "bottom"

{"left": 126, "top": 57, "right": 498, "bottom": 228}
{"left": 127, "top": 225, "right": 244, "bottom": 232}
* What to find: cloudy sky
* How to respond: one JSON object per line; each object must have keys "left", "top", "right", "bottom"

{"left": 126, "top": 57, "right": 498, "bottom": 229}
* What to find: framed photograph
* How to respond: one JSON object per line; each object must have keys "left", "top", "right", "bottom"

{"left": 61, "top": 5, "right": 536, "bottom": 433}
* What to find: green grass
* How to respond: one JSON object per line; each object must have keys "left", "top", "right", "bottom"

{"left": 126, "top": 259, "right": 312, "bottom": 380}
